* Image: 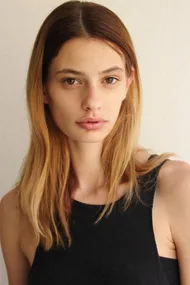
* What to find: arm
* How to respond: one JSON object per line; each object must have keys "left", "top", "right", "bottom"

{"left": 0, "top": 189, "right": 30, "bottom": 285}
{"left": 161, "top": 160, "right": 190, "bottom": 285}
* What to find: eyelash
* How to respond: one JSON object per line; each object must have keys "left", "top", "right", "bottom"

{"left": 60, "top": 77, "right": 119, "bottom": 86}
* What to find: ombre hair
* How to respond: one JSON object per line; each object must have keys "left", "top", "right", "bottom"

{"left": 13, "top": 0, "right": 175, "bottom": 250}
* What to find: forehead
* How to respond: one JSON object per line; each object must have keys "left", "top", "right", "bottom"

{"left": 49, "top": 37, "right": 126, "bottom": 75}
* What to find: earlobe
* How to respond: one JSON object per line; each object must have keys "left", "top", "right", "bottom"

{"left": 43, "top": 88, "right": 49, "bottom": 104}
{"left": 129, "top": 67, "right": 135, "bottom": 84}
{"left": 126, "top": 67, "right": 135, "bottom": 89}
{"left": 43, "top": 92, "right": 49, "bottom": 104}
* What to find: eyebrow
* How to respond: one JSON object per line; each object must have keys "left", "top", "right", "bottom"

{"left": 55, "top": 66, "right": 124, "bottom": 76}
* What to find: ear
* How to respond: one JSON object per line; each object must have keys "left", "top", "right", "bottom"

{"left": 43, "top": 87, "right": 49, "bottom": 104}
{"left": 126, "top": 66, "right": 135, "bottom": 91}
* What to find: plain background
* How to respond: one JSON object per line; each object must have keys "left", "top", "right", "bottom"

{"left": 0, "top": 0, "right": 190, "bottom": 284}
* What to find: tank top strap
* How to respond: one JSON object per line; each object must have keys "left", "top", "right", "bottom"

{"left": 139, "top": 154, "right": 170, "bottom": 208}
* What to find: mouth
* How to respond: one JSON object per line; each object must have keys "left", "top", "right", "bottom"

{"left": 86, "top": 121, "right": 100, "bottom": 123}
{"left": 76, "top": 121, "right": 107, "bottom": 131}
{"left": 77, "top": 117, "right": 107, "bottom": 123}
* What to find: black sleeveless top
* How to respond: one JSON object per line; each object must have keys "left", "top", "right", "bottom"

{"left": 28, "top": 155, "right": 180, "bottom": 285}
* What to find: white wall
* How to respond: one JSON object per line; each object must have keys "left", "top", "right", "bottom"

{"left": 0, "top": 0, "right": 190, "bottom": 284}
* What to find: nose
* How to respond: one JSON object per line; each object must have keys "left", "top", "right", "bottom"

{"left": 81, "top": 86, "right": 102, "bottom": 111}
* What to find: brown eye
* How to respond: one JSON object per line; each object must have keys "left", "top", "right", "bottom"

{"left": 61, "top": 78, "right": 78, "bottom": 85}
{"left": 105, "top": 77, "right": 119, "bottom": 84}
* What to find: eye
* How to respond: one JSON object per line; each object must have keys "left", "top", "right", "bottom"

{"left": 104, "top": 77, "right": 119, "bottom": 84}
{"left": 60, "top": 76, "right": 119, "bottom": 86}
{"left": 61, "top": 77, "right": 79, "bottom": 86}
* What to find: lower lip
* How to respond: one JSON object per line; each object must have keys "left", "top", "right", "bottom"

{"left": 77, "top": 121, "right": 107, "bottom": 130}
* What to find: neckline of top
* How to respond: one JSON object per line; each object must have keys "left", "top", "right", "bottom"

{"left": 72, "top": 192, "right": 126, "bottom": 208}
{"left": 71, "top": 153, "right": 157, "bottom": 208}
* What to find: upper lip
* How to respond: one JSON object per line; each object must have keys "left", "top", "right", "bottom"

{"left": 77, "top": 117, "right": 107, "bottom": 123}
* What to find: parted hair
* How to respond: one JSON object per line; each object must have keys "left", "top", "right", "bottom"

{"left": 13, "top": 1, "right": 175, "bottom": 250}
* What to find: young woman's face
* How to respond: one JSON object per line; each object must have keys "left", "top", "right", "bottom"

{"left": 44, "top": 37, "right": 133, "bottom": 143}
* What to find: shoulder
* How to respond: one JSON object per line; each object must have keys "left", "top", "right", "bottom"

{"left": 157, "top": 158, "right": 190, "bottom": 199}
{"left": 157, "top": 159, "right": 190, "bottom": 283}
{"left": 0, "top": 188, "right": 21, "bottom": 248}
{"left": 156, "top": 159, "right": 190, "bottom": 211}
{"left": 158, "top": 159, "right": 190, "bottom": 247}
{"left": 0, "top": 188, "right": 31, "bottom": 248}
{"left": 0, "top": 189, "right": 31, "bottom": 284}
{"left": 0, "top": 188, "right": 20, "bottom": 224}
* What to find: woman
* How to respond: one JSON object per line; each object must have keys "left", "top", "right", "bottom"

{"left": 0, "top": 1, "right": 190, "bottom": 284}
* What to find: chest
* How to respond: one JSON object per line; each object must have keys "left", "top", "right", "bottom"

{"left": 27, "top": 200, "right": 173, "bottom": 285}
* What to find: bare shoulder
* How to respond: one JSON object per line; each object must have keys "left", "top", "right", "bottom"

{"left": 158, "top": 159, "right": 190, "bottom": 284}
{"left": 0, "top": 188, "right": 30, "bottom": 285}
{"left": 157, "top": 158, "right": 190, "bottom": 197}
{"left": 0, "top": 188, "right": 20, "bottom": 230}
{"left": 155, "top": 158, "right": 190, "bottom": 218}
{"left": 0, "top": 187, "right": 19, "bottom": 210}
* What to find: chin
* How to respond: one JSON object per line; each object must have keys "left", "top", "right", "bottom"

{"left": 67, "top": 131, "right": 110, "bottom": 144}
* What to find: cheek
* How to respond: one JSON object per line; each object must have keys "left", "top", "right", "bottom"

{"left": 111, "top": 105, "right": 123, "bottom": 123}
{"left": 47, "top": 99, "right": 72, "bottom": 129}
{"left": 108, "top": 85, "right": 126, "bottom": 104}
{"left": 108, "top": 94, "right": 125, "bottom": 118}
{"left": 48, "top": 88, "right": 74, "bottom": 115}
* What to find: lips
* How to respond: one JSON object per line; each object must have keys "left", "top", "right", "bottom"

{"left": 77, "top": 117, "right": 107, "bottom": 123}
{"left": 76, "top": 121, "right": 107, "bottom": 130}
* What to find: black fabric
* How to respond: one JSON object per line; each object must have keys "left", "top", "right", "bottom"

{"left": 28, "top": 154, "right": 180, "bottom": 285}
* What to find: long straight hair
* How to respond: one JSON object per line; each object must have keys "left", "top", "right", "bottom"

{"left": 13, "top": 1, "right": 175, "bottom": 250}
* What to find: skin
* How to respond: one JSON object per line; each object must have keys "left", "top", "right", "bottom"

{"left": 1, "top": 37, "right": 190, "bottom": 285}
{"left": 43, "top": 37, "right": 134, "bottom": 200}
